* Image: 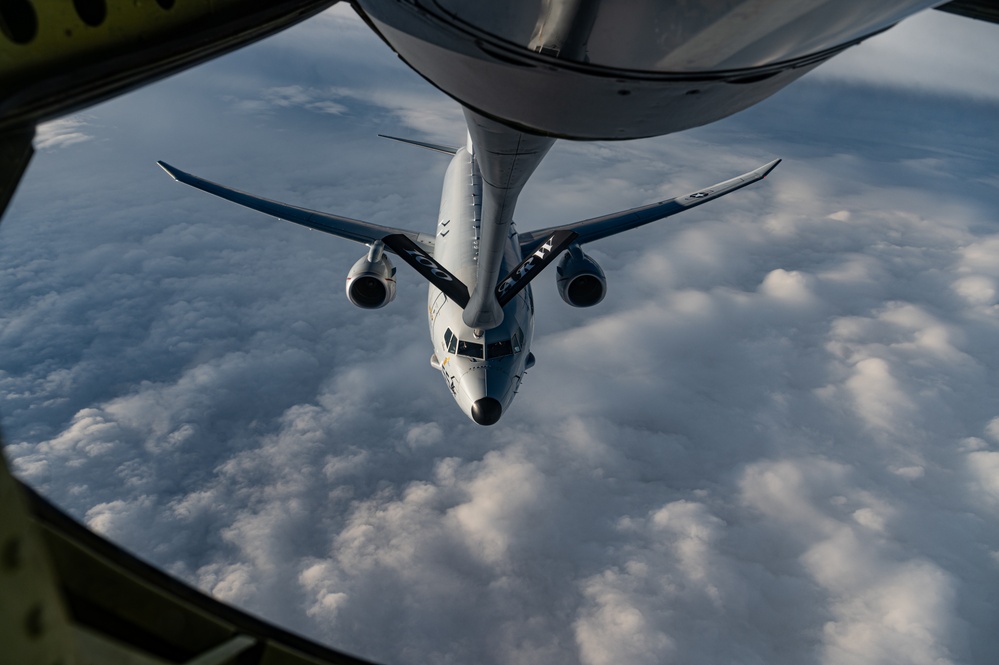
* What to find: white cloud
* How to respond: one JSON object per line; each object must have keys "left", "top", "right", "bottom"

{"left": 4, "top": 5, "right": 999, "bottom": 665}
{"left": 741, "top": 459, "right": 963, "bottom": 664}
{"left": 574, "top": 571, "right": 676, "bottom": 665}
{"left": 227, "top": 85, "right": 349, "bottom": 116}
{"left": 810, "top": 10, "right": 999, "bottom": 102}
{"left": 966, "top": 450, "right": 999, "bottom": 506}
{"left": 34, "top": 117, "right": 94, "bottom": 151}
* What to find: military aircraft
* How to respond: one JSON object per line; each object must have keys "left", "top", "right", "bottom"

{"left": 5, "top": 2, "right": 999, "bottom": 660}
{"left": 159, "top": 134, "right": 779, "bottom": 424}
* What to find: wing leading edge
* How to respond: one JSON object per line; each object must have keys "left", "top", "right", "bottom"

{"left": 159, "top": 158, "right": 779, "bottom": 311}
{"left": 157, "top": 161, "right": 434, "bottom": 252}
{"left": 519, "top": 159, "right": 781, "bottom": 255}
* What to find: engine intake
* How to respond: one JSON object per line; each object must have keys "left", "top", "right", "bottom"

{"left": 346, "top": 243, "right": 396, "bottom": 309}
{"left": 556, "top": 246, "right": 606, "bottom": 307}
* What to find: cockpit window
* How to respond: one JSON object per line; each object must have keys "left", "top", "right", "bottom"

{"left": 450, "top": 326, "right": 524, "bottom": 360}
{"left": 487, "top": 339, "right": 513, "bottom": 358}
{"left": 457, "top": 340, "right": 483, "bottom": 359}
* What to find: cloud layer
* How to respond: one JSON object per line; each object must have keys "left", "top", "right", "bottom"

{"left": 3, "top": 6, "right": 999, "bottom": 665}
{"left": 812, "top": 10, "right": 999, "bottom": 103}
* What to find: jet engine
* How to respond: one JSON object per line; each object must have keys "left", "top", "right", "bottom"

{"left": 346, "top": 242, "right": 397, "bottom": 309}
{"left": 556, "top": 245, "right": 606, "bottom": 307}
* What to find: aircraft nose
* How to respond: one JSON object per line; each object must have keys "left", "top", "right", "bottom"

{"left": 470, "top": 397, "right": 503, "bottom": 426}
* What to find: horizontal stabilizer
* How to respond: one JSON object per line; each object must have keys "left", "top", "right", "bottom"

{"left": 382, "top": 234, "right": 470, "bottom": 307}
{"left": 496, "top": 229, "right": 578, "bottom": 306}
{"left": 377, "top": 134, "right": 459, "bottom": 155}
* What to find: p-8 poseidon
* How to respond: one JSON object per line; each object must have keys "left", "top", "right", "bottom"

{"left": 159, "top": 112, "right": 778, "bottom": 425}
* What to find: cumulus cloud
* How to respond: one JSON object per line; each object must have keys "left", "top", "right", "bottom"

{"left": 227, "top": 85, "right": 350, "bottom": 116}
{"left": 3, "top": 5, "right": 999, "bottom": 665}
{"left": 34, "top": 117, "right": 95, "bottom": 151}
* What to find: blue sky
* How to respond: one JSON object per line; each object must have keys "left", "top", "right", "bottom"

{"left": 2, "top": 6, "right": 999, "bottom": 665}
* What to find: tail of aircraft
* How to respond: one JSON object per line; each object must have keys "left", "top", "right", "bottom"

{"left": 377, "top": 134, "right": 458, "bottom": 155}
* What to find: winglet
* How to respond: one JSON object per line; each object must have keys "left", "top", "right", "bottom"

{"left": 759, "top": 158, "right": 782, "bottom": 178}
{"left": 676, "top": 157, "right": 781, "bottom": 206}
{"left": 157, "top": 160, "right": 183, "bottom": 181}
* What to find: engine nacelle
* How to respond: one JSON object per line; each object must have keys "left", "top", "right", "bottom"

{"left": 556, "top": 246, "right": 606, "bottom": 307}
{"left": 346, "top": 245, "right": 396, "bottom": 309}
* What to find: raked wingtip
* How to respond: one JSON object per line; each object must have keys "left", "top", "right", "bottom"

{"left": 156, "top": 160, "right": 181, "bottom": 181}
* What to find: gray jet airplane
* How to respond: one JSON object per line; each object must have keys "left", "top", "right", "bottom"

{"left": 159, "top": 129, "right": 778, "bottom": 425}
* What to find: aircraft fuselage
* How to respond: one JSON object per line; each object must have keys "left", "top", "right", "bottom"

{"left": 427, "top": 145, "right": 534, "bottom": 425}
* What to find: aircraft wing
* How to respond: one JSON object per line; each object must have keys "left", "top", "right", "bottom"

{"left": 518, "top": 159, "right": 780, "bottom": 255}
{"left": 157, "top": 161, "right": 433, "bottom": 252}
{"left": 936, "top": 1, "right": 999, "bottom": 26}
